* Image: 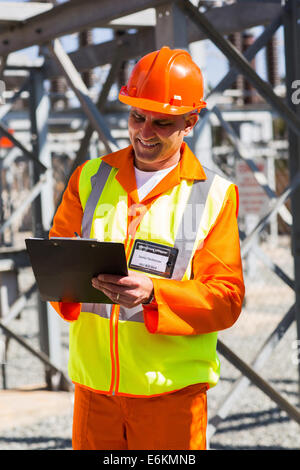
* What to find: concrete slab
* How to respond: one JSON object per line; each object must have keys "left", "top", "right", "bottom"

{"left": 0, "top": 384, "right": 73, "bottom": 431}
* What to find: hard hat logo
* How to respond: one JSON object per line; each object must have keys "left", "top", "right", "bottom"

{"left": 170, "top": 95, "right": 182, "bottom": 106}
{"left": 119, "top": 46, "right": 207, "bottom": 115}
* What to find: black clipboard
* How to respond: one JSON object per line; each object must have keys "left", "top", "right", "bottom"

{"left": 25, "top": 237, "right": 128, "bottom": 304}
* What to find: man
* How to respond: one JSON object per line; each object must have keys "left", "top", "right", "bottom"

{"left": 50, "top": 46, "right": 244, "bottom": 450}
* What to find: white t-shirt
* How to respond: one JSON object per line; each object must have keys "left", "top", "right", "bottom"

{"left": 134, "top": 164, "right": 177, "bottom": 201}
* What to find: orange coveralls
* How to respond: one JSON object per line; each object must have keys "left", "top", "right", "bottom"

{"left": 50, "top": 143, "right": 245, "bottom": 450}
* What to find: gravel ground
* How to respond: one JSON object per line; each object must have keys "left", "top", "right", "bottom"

{"left": 0, "top": 235, "right": 299, "bottom": 451}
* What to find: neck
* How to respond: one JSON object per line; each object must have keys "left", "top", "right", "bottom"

{"left": 134, "top": 148, "right": 182, "bottom": 172}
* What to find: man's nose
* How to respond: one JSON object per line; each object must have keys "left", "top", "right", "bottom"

{"left": 139, "top": 120, "right": 155, "bottom": 139}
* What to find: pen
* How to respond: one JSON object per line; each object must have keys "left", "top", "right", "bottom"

{"left": 74, "top": 232, "right": 81, "bottom": 239}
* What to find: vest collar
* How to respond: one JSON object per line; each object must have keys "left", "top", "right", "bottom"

{"left": 101, "top": 142, "right": 207, "bottom": 204}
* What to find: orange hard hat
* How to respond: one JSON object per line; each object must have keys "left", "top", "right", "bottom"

{"left": 119, "top": 46, "right": 207, "bottom": 115}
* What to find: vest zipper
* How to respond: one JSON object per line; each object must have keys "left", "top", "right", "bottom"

{"left": 109, "top": 305, "right": 116, "bottom": 395}
{"left": 109, "top": 233, "right": 134, "bottom": 395}
{"left": 109, "top": 304, "right": 119, "bottom": 395}
{"left": 109, "top": 188, "right": 148, "bottom": 395}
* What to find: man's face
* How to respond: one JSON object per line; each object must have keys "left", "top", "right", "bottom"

{"left": 128, "top": 107, "right": 198, "bottom": 171}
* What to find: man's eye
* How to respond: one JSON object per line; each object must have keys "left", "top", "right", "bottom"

{"left": 132, "top": 114, "right": 144, "bottom": 121}
{"left": 156, "top": 121, "right": 172, "bottom": 127}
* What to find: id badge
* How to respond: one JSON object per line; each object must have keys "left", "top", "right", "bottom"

{"left": 128, "top": 239, "right": 178, "bottom": 278}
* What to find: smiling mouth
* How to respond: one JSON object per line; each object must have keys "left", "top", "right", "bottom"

{"left": 137, "top": 138, "right": 160, "bottom": 149}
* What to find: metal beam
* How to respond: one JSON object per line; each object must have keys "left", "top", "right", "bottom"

{"left": 28, "top": 68, "right": 64, "bottom": 392}
{"left": 73, "top": 50, "right": 123, "bottom": 162}
{"left": 43, "top": 28, "right": 155, "bottom": 80}
{"left": 53, "top": 50, "right": 123, "bottom": 217}
{"left": 180, "top": 0, "right": 300, "bottom": 139}
{"left": 108, "top": 0, "right": 283, "bottom": 28}
{"left": 0, "top": 320, "right": 72, "bottom": 391}
{"left": 206, "top": 10, "right": 283, "bottom": 99}
{"left": 283, "top": 0, "right": 300, "bottom": 398}
{"left": 211, "top": 106, "right": 293, "bottom": 227}
{"left": 0, "top": 173, "right": 48, "bottom": 235}
{"left": 29, "top": 69, "right": 54, "bottom": 235}
{"left": 251, "top": 244, "right": 295, "bottom": 290}
{"left": 0, "top": 0, "right": 168, "bottom": 56}
{"left": 0, "top": 120, "right": 47, "bottom": 173}
{"left": 2, "top": 148, "right": 22, "bottom": 170}
{"left": 47, "top": 39, "right": 118, "bottom": 154}
{"left": 240, "top": 170, "right": 300, "bottom": 258}
{"left": 0, "top": 281, "right": 36, "bottom": 326}
{"left": 0, "top": 248, "right": 30, "bottom": 270}
{"left": 235, "top": 0, "right": 282, "bottom": 3}
{"left": 217, "top": 338, "right": 300, "bottom": 426}
{"left": 209, "top": 304, "right": 296, "bottom": 438}
{"left": 155, "top": 3, "right": 188, "bottom": 49}
{"left": 193, "top": 1, "right": 282, "bottom": 38}
{"left": 0, "top": 77, "right": 30, "bottom": 120}
{"left": 43, "top": 2, "right": 282, "bottom": 80}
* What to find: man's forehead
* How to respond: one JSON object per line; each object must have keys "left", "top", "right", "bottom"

{"left": 130, "top": 107, "right": 175, "bottom": 120}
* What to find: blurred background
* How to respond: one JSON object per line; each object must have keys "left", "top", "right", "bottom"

{"left": 0, "top": 0, "right": 299, "bottom": 451}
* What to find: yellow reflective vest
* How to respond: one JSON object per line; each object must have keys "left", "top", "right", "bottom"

{"left": 57, "top": 145, "right": 242, "bottom": 397}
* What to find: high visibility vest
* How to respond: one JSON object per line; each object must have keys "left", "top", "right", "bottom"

{"left": 68, "top": 154, "right": 235, "bottom": 397}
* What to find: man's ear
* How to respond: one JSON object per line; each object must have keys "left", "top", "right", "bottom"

{"left": 183, "top": 113, "right": 199, "bottom": 135}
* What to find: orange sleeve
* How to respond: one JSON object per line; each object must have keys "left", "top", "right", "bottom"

{"left": 143, "top": 186, "right": 245, "bottom": 335}
{"left": 49, "top": 163, "right": 86, "bottom": 322}
{"left": 49, "top": 164, "right": 84, "bottom": 238}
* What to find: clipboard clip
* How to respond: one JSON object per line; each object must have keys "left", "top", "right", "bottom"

{"left": 74, "top": 232, "right": 97, "bottom": 248}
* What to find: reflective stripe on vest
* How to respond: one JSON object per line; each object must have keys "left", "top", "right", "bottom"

{"left": 81, "top": 160, "right": 112, "bottom": 238}
{"left": 81, "top": 161, "right": 218, "bottom": 320}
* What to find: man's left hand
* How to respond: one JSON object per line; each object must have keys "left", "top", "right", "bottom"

{"left": 92, "top": 271, "right": 154, "bottom": 308}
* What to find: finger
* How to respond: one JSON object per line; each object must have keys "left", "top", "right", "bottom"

{"left": 98, "top": 286, "right": 117, "bottom": 303}
{"left": 92, "top": 278, "right": 144, "bottom": 307}
{"left": 96, "top": 274, "right": 126, "bottom": 284}
{"left": 97, "top": 273, "right": 140, "bottom": 288}
{"left": 102, "top": 289, "right": 131, "bottom": 306}
{"left": 93, "top": 280, "right": 129, "bottom": 297}
{"left": 92, "top": 279, "right": 115, "bottom": 295}
{"left": 94, "top": 279, "right": 138, "bottom": 298}
{"left": 92, "top": 279, "right": 130, "bottom": 303}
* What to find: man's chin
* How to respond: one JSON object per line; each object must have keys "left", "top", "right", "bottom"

{"left": 133, "top": 147, "right": 162, "bottom": 166}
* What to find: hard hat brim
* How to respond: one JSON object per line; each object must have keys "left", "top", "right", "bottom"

{"left": 119, "top": 93, "right": 207, "bottom": 116}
